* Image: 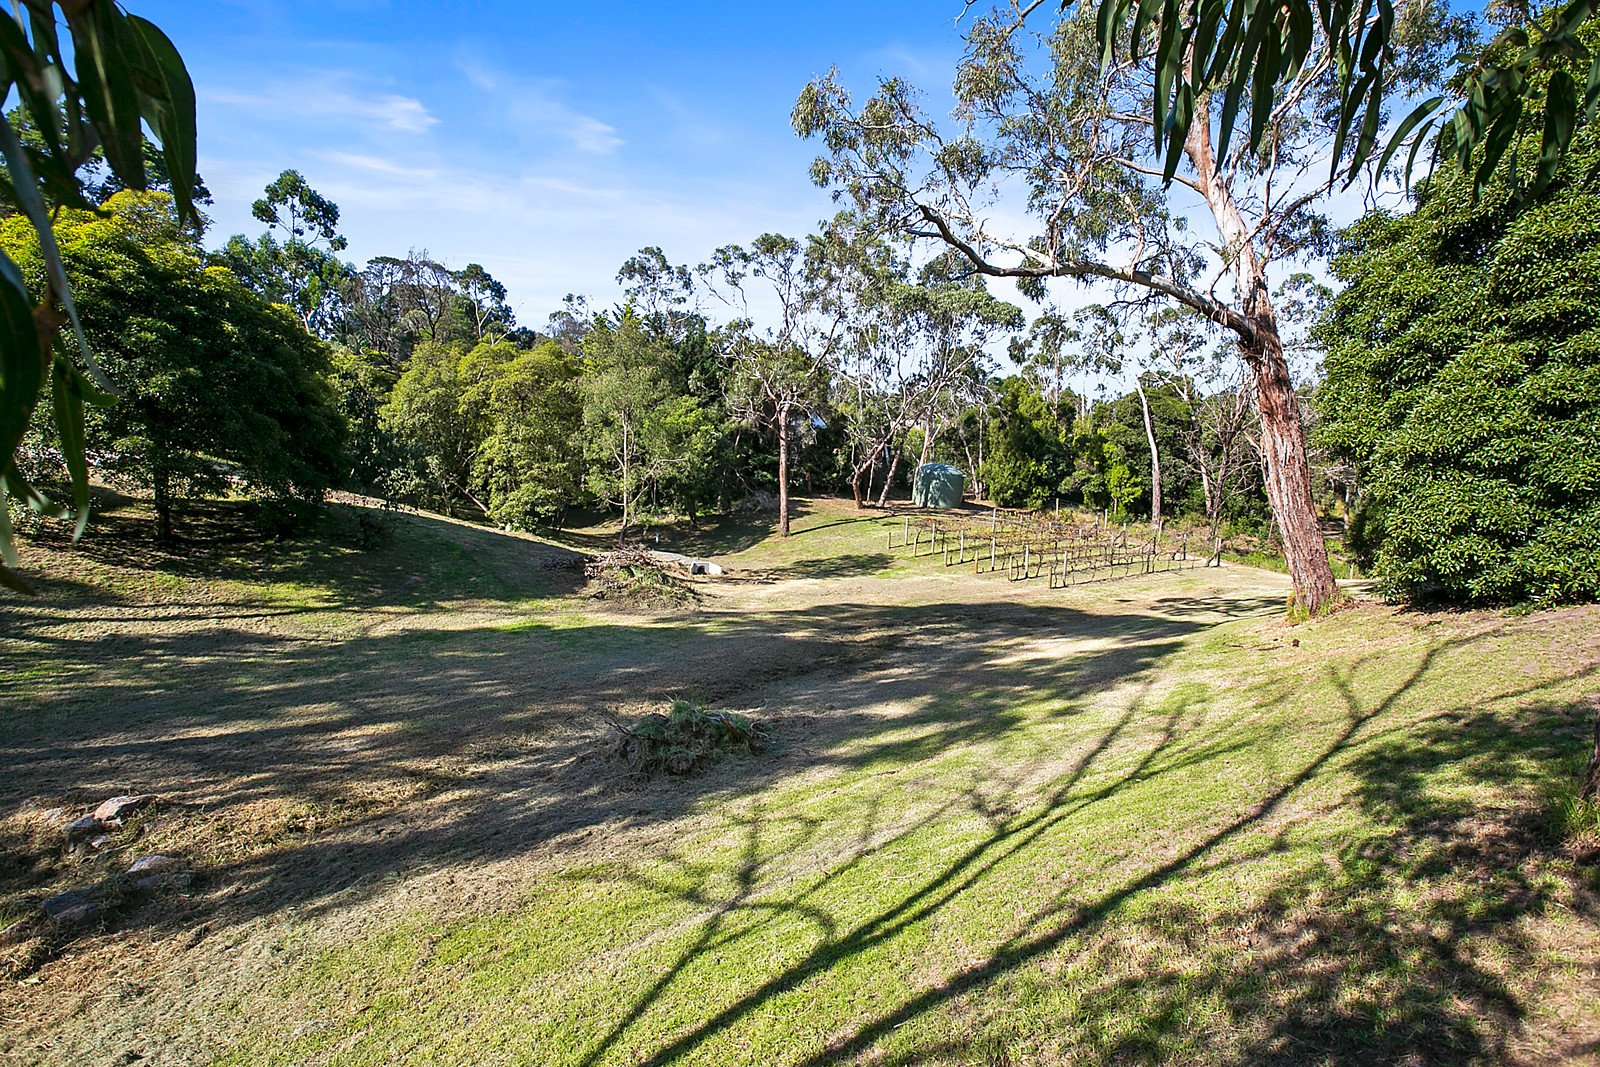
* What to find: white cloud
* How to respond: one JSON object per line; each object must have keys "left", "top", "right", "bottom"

{"left": 205, "top": 145, "right": 818, "bottom": 326}
{"left": 454, "top": 54, "right": 622, "bottom": 155}
{"left": 206, "top": 73, "right": 438, "bottom": 134}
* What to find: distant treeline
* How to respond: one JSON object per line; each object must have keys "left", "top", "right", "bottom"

{"left": 7, "top": 132, "right": 1598, "bottom": 606}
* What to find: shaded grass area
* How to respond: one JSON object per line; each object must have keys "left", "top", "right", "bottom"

{"left": 3, "top": 494, "right": 1598, "bottom": 1065}
{"left": 211, "top": 612, "right": 1599, "bottom": 1065}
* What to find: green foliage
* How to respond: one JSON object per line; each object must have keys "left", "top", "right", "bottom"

{"left": 1, "top": 191, "right": 345, "bottom": 540}
{"left": 582, "top": 307, "right": 724, "bottom": 532}
{"left": 1316, "top": 113, "right": 1600, "bottom": 606}
{"left": 1104, "top": 460, "right": 1141, "bottom": 519}
{"left": 980, "top": 377, "right": 1072, "bottom": 509}
{"left": 327, "top": 345, "right": 400, "bottom": 494}
{"left": 467, "top": 341, "right": 583, "bottom": 530}
{"left": 211, "top": 231, "right": 350, "bottom": 338}
{"left": 1096, "top": 381, "right": 1193, "bottom": 519}
{"left": 375, "top": 307, "right": 723, "bottom": 534}
{"left": 211, "top": 169, "right": 353, "bottom": 338}
{"left": 1088, "top": 0, "right": 1574, "bottom": 198}
{"left": 381, "top": 339, "right": 496, "bottom": 516}
{"left": 610, "top": 699, "right": 768, "bottom": 776}
{"left": 0, "top": 2, "right": 199, "bottom": 587}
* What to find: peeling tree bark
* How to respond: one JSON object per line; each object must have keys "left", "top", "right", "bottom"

{"left": 1135, "top": 376, "right": 1162, "bottom": 532}
{"left": 1187, "top": 119, "right": 1338, "bottom": 614}
{"left": 1240, "top": 328, "right": 1337, "bottom": 612}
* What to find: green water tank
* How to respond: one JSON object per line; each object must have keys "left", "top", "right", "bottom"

{"left": 912, "top": 463, "right": 965, "bottom": 508}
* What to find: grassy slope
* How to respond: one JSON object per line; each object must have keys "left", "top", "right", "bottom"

{"left": 2, "top": 495, "right": 1597, "bottom": 1065}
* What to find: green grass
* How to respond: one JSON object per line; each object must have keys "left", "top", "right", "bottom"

{"left": 212, "top": 578, "right": 1598, "bottom": 1065}
{"left": 4, "top": 493, "right": 1597, "bottom": 1066}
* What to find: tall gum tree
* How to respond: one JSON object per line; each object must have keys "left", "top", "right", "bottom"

{"left": 794, "top": 2, "right": 1464, "bottom": 613}
{"left": 699, "top": 234, "right": 845, "bottom": 537}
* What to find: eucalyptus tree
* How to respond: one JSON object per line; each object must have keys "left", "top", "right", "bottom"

{"left": 618, "top": 246, "right": 696, "bottom": 327}
{"left": 902, "top": 255, "right": 1024, "bottom": 471}
{"left": 378, "top": 252, "right": 467, "bottom": 348}
{"left": 794, "top": 4, "right": 1462, "bottom": 612}
{"left": 339, "top": 257, "right": 413, "bottom": 368}
{"left": 1134, "top": 305, "right": 1259, "bottom": 538}
{"left": 0, "top": 2, "right": 198, "bottom": 591}
{"left": 1083, "top": 0, "right": 1596, "bottom": 199}
{"left": 1013, "top": 304, "right": 1171, "bottom": 526}
{"left": 816, "top": 219, "right": 1020, "bottom": 508}
{"left": 456, "top": 263, "right": 514, "bottom": 343}
{"left": 214, "top": 170, "right": 351, "bottom": 339}
{"left": 339, "top": 252, "right": 511, "bottom": 366}
{"left": 1088, "top": 307, "right": 1177, "bottom": 527}
{"left": 545, "top": 294, "right": 593, "bottom": 357}
{"left": 699, "top": 233, "right": 846, "bottom": 537}
{"left": 1012, "top": 311, "right": 1087, "bottom": 423}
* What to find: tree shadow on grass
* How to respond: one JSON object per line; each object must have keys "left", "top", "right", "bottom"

{"left": 8, "top": 519, "right": 1592, "bottom": 1065}
{"left": 547, "top": 633, "right": 1598, "bottom": 1067}
{"left": 0, "top": 584, "right": 1215, "bottom": 961}
{"left": 3, "top": 494, "right": 588, "bottom": 633}
{"left": 764, "top": 553, "right": 895, "bottom": 581}
{"left": 546, "top": 500, "right": 825, "bottom": 560}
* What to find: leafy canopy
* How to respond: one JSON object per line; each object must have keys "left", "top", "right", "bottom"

{"left": 1315, "top": 74, "right": 1600, "bottom": 605}
{"left": 0, "top": 1, "right": 198, "bottom": 590}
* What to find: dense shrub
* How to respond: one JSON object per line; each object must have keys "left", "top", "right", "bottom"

{"left": 1, "top": 191, "right": 346, "bottom": 541}
{"left": 1315, "top": 121, "right": 1600, "bottom": 606}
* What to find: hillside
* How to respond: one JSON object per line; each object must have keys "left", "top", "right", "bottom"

{"left": 2, "top": 495, "right": 1597, "bottom": 1065}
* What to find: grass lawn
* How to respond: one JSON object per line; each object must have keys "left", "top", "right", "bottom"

{"left": 1, "top": 494, "right": 1597, "bottom": 1065}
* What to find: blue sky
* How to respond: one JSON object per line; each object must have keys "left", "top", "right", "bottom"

{"left": 135, "top": 0, "right": 976, "bottom": 331}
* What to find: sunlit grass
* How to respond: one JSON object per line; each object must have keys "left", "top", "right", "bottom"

{"left": 216, "top": 589, "right": 1600, "bottom": 1066}
{"left": 6, "top": 493, "right": 1597, "bottom": 1065}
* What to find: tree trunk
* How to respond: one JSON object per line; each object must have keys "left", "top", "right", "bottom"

{"left": 619, "top": 420, "right": 631, "bottom": 544}
{"left": 1187, "top": 113, "right": 1338, "bottom": 614}
{"left": 1196, "top": 450, "right": 1217, "bottom": 536}
{"left": 961, "top": 433, "right": 982, "bottom": 501}
{"left": 1135, "top": 377, "right": 1162, "bottom": 532}
{"left": 1245, "top": 327, "right": 1338, "bottom": 613}
{"left": 776, "top": 401, "right": 791, "bottom": 537}
{"left": 919, "top": 415, "right": 936, "bottom": 467}
{"left": 876, "top": 438, "right": 902, "bottom": 507}
{"left": 153, "top": 464, "right": 174, "bottom": 544}
{"left": 1580, "top": 701, "right": 1600, "bottom": 804}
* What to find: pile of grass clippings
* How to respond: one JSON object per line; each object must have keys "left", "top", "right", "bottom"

{"left": 607, "top": 700, "right": 768, "bottom": 776}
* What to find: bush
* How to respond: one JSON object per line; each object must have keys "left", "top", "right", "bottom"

{"left": 1314, "top": 114, "right": 1600, "bottom": 606}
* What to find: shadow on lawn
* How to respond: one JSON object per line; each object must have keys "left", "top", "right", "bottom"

{"left": 0, "top": 547, "right": 1214, "bottom": 932}
{"left": 765, "top": 553, "right": 895, "bottom": 581}
{"left": 2, "top": 494, "right": 587, "bottom": 633}
{"left": 567, "top": 636, "right": 1598, "bottom": 1067}
{"left": 6, "top": 499, "right": 1595, "bottom": 1063}
{"left": 548, "top": 499, "right": 823, "bottom": 559}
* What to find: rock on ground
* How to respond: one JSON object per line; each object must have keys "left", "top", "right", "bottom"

{"left": 92, "top": 795, "right": 156, "bottom": 827}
